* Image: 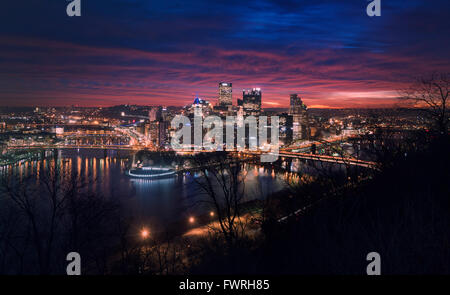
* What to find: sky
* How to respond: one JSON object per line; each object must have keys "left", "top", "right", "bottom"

{"left": 0, "top": 0, "right": 449, "bottom": 108}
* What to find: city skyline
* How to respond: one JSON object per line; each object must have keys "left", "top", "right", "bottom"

{"left": 1, "top": 1, "right": 449, "bottom": 108}
{"left": 0, "top": 0, "right": 449, "bottom": 277}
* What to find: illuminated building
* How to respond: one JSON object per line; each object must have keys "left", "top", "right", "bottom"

{"left": 187, "top": 96, "right": 212, "bottom": 117}
{"left": 289, "top": 94, "right": 305, "bottom": 115}
{"left": 0, "top": 122, "right": 6, "bottom": 133}
{"left": 149, "top": 106, "right": 162, "bottom": 122}
{"left": 218, "top": 82, "right": 232, "bottom": 107}
{"left": 148, "top": 120, "right": 169, "bottom": 149}
{"left": 239, "top": 88, "right": 262, "bottom": 116}
{"left": 289, "top": 94, "right": 308, "bottom": 141}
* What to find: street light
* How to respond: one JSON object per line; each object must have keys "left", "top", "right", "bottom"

{"left": 189, "top": 216, "right": 195, "bottom": 224}
{"left": 209, "top": 211, "right": 215, "bottom": 217}
{"left": 140, "top": 228, "right": 150, "bottom": 239}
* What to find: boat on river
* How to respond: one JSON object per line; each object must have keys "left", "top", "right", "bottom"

{"left": 126, "top": 166, "right": 176, "bottom": 179}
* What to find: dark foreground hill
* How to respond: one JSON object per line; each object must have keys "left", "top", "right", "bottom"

{"left": 192, "top": 137, "right": 450, "bottom": 274}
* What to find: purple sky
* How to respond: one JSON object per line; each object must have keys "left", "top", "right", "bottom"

{"left": 1, "top": 0, "right": 449, "bottom": 108}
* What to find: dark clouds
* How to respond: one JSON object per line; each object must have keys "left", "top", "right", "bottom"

{"left": 0, "top": 0, "right": 449, "bottom": 107}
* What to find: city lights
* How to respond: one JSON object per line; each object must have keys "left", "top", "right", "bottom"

{"left": 0, "top": 0, "right": 448, "bottom": 279}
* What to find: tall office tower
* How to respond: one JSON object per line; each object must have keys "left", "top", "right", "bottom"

{"left": 289, "top": 94, "right": 304, "bottom": 115}
{"left": 149, "top": 106, "right": 162, "bottom": 122}
{"left": 242, "top": 88, "right": 262, "bottom": 116}
{"left": 279, "top": 114, "right": 293, "bottom": 145}
{"left": 288, "top": 94, "right": 308, "bottom": 141}
{"left": 218, "top": 82, "right": 232, "bottom": 107}
{"left": 148, "top": 120, "right": 169, "bottom": 149}
{"left": 161, "top": 106, "right": 168, "bottom": 121}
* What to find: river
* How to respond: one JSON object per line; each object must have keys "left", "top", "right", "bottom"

{"left": 0, "top": 148, "right": 338, "bottom": 233}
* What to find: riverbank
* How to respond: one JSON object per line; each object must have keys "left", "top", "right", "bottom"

{"left": 0, "top": 148, "right": 53, "bottom": 168}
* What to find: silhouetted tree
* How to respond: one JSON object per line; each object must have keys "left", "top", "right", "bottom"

{"left": 400, "top": 73, "right": 449, "bottom": 136}
{"left": 189, "top": 152, "right": 248, "bottom": 249}
{"left": 0, "top": 156, "right": 122, "bottom": 274}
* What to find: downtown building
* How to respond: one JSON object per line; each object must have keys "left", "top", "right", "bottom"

{"left": 214, "top": 82, "right": 233, "bottom": 114}
{"left": 238, "top": 88, "right": 262, "bottom": 116}
{"left": 145, "top": 120, "right": 169, "bottom": 149}
{"left": 218, "top": 82, "right": 232, "bottom": 107}
{"left": 148, "top": 106, "right": 162, "bottom": 122}
{"left": 187, "top": 96, "right": 212, "bottom": 117}
{"left": 145, "top": 106, "right": 170, "bottom": 149}
{"left": 289, "top": 94, "right": 308, "bottom": 141}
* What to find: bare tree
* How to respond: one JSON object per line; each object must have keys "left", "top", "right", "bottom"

{"left": 189, "top": 152, "right": 248, "bottom": 248}
{"left": 0, "top": 155, "right": 122, "bottom": 274}
{"left": 113, "top": 229, "right": 189, "bottom": 275}
{"left": 400, "top": 73, "right": 449, "bottom": 136}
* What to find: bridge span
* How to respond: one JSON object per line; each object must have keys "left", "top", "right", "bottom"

{"left": 241, "top": 150, "right": 377, "bottom": 169}
{"left": 5, "top": 145, "right": 378, "bottom": 168}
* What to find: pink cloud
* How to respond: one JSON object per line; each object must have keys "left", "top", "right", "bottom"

{"left": 1, "top": 36, "right": 448, "bottom": 108}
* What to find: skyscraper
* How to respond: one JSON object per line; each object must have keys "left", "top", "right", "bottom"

{"left": 241, "top": 88, "right": 262, "bottom": 116}
{"left": 218, "top": 82, "right": 232, "bottom": 106}
{"left": 289, "top": 94, "right": 308, "bottom": 141}
{"left": 149, "top": 106, "right": 162, "bottom": 122}
{"left": 289, "top": 94, "right": 304, "bottom": 115}
{"left": 148, "top": 120, "right": 169, "bottom": 149}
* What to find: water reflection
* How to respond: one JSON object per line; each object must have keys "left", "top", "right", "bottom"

{"left": 2, "top": 149, "right": 317, "bottom": 230}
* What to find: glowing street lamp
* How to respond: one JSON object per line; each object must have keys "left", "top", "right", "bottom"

{"left": 140, "top": 228, "right": 150, "bottom": 239}
{"left": 189, "top": 216, "right": 195, "bottom": 224}
{"left": 209, "top": 211, "right": 215, "bottom": 217}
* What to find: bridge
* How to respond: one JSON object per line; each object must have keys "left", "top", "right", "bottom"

{"left": 278, "top": 151, "right": 376, "bottom": 168}
{"left": 241, "top": 150, "right": 377, "bottom": 169}
{"left": 4, "top": 144, "right": 378, "bottom": 169}
{"left": 5, "top": 144, "right": 146, "bottom": 151}
{"left": 282, "top": 134, "right": 358, "bottom": 152}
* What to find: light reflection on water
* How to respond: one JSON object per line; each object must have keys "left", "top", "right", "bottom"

{"left": 1, "top": 149, "right": 312, "bottom": 230}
